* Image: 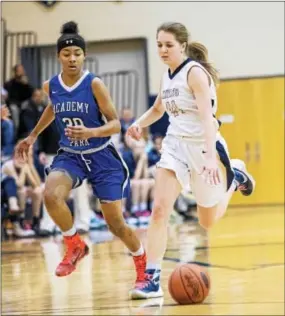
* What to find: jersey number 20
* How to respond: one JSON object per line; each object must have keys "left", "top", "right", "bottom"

{"left": 62, "top": 117, "right": 84, "bottom": 127}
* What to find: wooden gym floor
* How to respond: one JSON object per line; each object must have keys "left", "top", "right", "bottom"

{"left": 2, "top": 206, "right": 284, "bottom": 315}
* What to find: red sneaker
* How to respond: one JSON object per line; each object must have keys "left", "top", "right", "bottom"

{"left": 55, "top": 233, "right": 89, "bottom": 277}
{"left": 133, "top": 252, "right": 146, "bottom": 286}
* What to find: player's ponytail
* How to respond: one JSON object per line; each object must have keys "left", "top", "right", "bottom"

{"left": 187, "top": 41, "right": 219, "bottom": 86}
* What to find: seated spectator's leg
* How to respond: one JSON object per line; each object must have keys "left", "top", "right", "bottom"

{"left": 34, "top": 153, "right": 46, "bottom": 182}
{"left": 11, "top": 186, "right": 35, "bottom": 237}
{"left": 2, "top": 177, "right": 20, "bottom": 213}
{"left": 10, "top": 213, "right": 35, "bottom": 238}
{"left": 38, "top": 155, "right": 57, "bottom": 234}
{"left": 130, "top": 179, "right": 141, "bottom": 214}
{"left": 29, "top": 186, "right": 43, "bottom": 231}
{"left": 17, "top": 186, "right": 27, "bottom": 213}
{"left": 139, "top": 178, "right": 155, "bottom": 212}
{"left": 1, "top": 177, "right": 34, "bottom": 237}
{"left": 21, "top": 187, "right": 34, "bottom": 229}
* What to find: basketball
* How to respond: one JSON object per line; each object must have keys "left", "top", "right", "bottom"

{"left": 168, "top": 263, "right": 210, "bottom": 304}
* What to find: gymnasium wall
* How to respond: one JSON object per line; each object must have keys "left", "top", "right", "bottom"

{"left": 2, "top": 1, "right": 284, "bottom": 94}
{"left": 217, "top": 76, "right": 284, "bottom": 205}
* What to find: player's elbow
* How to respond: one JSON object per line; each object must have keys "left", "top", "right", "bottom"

{"left": 153, "top": 103, "right": 165, "bottom": 117}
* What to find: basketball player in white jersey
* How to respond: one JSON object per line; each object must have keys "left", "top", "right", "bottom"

{"left": 127, "top": 22, "right": 255, "bottom": 299}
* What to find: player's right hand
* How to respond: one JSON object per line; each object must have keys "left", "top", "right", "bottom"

{"left": 126, "top": 123, "right": 142, "bottom": 141}
{"left": 15, "top": 135, "right": 36, "bottom": 163}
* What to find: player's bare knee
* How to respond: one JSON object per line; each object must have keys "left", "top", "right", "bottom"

{"left": 143, "top": 178, "right": 154, "bottom": 191}
{"left": 140, "top": 178, "right": 150, "bottom": 186}
{"left": 140, "top": 180, "right": 148, "bottom": 190}
{"left": 44, "top": 187, "right": 62, "bottom": 207}
{"left": 17, "top": 187, "right": 26, "bottom": 196}
{"left": 131, "top": 179, "right": 141, "bottom": 189}
{"left": 33, "top": 186, "right": 43, "bottom": 198}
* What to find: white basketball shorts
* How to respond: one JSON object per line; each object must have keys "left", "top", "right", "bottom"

{"left": 157, "top": 133, "right": 235, "bottom": 208}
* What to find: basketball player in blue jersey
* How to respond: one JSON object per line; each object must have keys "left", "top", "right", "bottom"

{"left": 127, "top": 22, "right": 255, "bottom": 299}
{"left": 15, "top": 21, "right": 146, "bottom": 284}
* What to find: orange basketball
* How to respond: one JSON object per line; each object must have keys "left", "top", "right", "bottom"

{"left": 168, "top": 263, "right": 210, "bottom": 304}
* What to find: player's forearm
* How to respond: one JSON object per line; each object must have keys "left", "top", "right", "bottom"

{"left": 195, "top": 92, "right": 217, "bottom": 158}
{"left": 30, "top": 105, "right": 55, "bottom": 138}
{"left": 201, "top": 116, "right": 216, "bottom": 158}
{"left": 91, "top": 119, "right": 121, "bottom": 137}
{"left": 136, "top": 106, "right": 164, "bottom": 128}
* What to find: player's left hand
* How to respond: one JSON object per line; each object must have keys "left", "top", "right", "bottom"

{"left": 200, "top": 156, "right": 220, "bottom": 186}
{"left": 65, "top": 126, "right": 93, "bottom": 141}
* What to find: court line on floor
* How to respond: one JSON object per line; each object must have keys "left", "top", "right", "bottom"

{"left": 162, "top": 257, "right": 285, "bottom": 271}
{"left": 166, "top": 241, "right": 284, "bottom": 251}
{"left": 6, "top": 300, "right": 284, "bottom": 315}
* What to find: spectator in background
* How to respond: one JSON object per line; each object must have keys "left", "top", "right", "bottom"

{"left": 121, "top": 135, "right": 137, "bottom": 179}
{"left": 1, "top": 86, "right": 8, "bottom": 104}
{"left": 121, "top": 135, "right": 154, "bottom": 224}
{"left": 1, "top": 174, "right": 23, "bottom": 239}
{"left": 140, "top": 127, "right": 154, "bottom": 154}
{"left": 4, "top": 64, "right": 34, "bottom": 106}
{"left": 1, "top": 105, "right": 15, "bottom": 160}
{"left": 1, "top": 175, "right": 21, "bottom": 216}
{"left": 17, "top": 88, "right": 47, "bottom": 181}
{"left": 18, "top": 89, "right": 45, "bottom": 140}
{"left": 1, "top": 145, "right": 43, "bottom": 236}
{"left": 120, "top": 106, "right": 135, "bottom": 137}
{"left": 4, "top": 64, "right": 34, "bottom": 131}
{"left": 147, "top": 134, "right": 163, "bottom": 177}
{"left": 39, "top": 121, "right": 60, "bottom": 157}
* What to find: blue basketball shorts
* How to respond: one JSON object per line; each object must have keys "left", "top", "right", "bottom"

{"left": 47, "top": 144, "right": 130, "bottom": 202}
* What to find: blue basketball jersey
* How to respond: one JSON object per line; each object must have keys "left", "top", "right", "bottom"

{"left": 49, "top": 70, "right": 110, "bottom": 151}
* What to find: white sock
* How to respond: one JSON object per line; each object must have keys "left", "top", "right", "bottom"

{"left": 131, "top": 204, "right": 139, "bottom": 213}
{"left": 8, "top": 197, "right": 19, "bottom": 211}
{"left": 62, "top": 226, "right": 76, "bottom": 237}
{"left": 130, "top": 243, "right": 144, "bottom": 256}
{"left": 146, "top": 263, "right": 161, "bottom": 271}
{"left": 139, "top": 202, "right": 147, "bottom": 211}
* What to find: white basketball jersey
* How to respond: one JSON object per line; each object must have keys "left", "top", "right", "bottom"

{"left": 160, "top": 58, "right": 219, "bottom": 141}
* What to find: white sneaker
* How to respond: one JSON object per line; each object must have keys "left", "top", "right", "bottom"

{"left": 231, "top": 159, "right": 256, "bottom": 196}
{"left": 13, "top": 223, "right": 35, "bottom": 238}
